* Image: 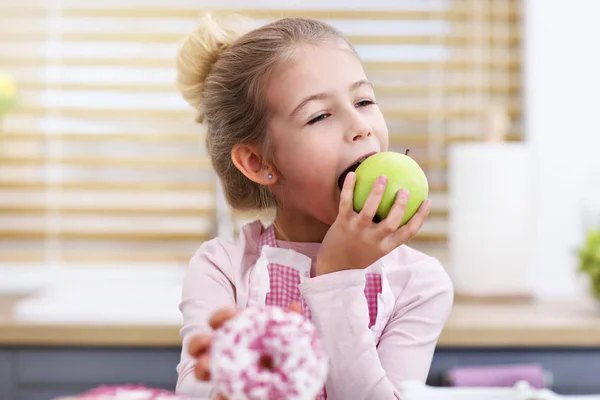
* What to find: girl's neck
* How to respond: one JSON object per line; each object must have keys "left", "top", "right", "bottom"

{"left": 272, "top": 208, "right": 330, "bottom": 243}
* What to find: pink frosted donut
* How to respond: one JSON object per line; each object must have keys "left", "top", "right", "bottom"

{"left": 63, "top": 384, "right": 187, "bottom": 399}
{"left": 210, "top": 306, "right": 329, "bottom": 400}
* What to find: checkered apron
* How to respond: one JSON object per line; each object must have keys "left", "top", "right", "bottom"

{"left": 246, "top": 224, "right": 395, "bottom": 400}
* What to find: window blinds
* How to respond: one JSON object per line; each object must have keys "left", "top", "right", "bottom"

{"left": 0, "top": 0, "right": 522, "bottom": 267}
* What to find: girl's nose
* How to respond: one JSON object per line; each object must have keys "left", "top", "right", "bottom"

{"left": 352, "top": 130, "right": 372, "bottom": 141}
{"left": 347, "top": 115, "right": 373, "bottom": 142}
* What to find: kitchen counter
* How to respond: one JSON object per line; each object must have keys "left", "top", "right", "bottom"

{"left": 437, "top": 298, "right": 600, "bottom": 348}
{"left": 3, "top": 296, "right": 600, "bottom": 398}
{"left": 1, "top": 296, "right": 600, "bottom": 348}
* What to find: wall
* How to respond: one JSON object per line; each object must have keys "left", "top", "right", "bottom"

{"left": 525, "top": 0, "right": 600, "bottom": 299}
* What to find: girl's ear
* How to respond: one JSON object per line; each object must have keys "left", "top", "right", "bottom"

{"left": 231, "top": 144, "right": 278, "bottom": 186}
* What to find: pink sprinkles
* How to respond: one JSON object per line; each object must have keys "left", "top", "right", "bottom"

{"left": 65, "top": 384, "right": 187, "bottom": 399}
{"left": 210, "top": 306, "right": 329, "bottom": 400}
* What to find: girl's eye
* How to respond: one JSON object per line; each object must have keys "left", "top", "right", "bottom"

{"left": 356, "top": 99, "right": 375, "bottom": 107}
{"left": 307, "top": 113, "right": 329, "bottom": 125}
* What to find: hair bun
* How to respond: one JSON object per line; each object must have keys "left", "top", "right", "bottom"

{"left": 176, "top": 13, "right": 250, "bottom": 123}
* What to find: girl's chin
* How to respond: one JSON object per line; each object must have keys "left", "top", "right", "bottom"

{"left": 318, "top": 205, "right": 341, "bottom": 227}
{"left": 299, "top": 205, "right": 337, "bottom": 229}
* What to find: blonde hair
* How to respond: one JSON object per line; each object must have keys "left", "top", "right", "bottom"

{"left": 176, "top": 13, "right": 353, "bottom": 211}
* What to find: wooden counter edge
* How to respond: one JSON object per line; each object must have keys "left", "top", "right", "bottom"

{"left": 2, "top": 322, "right": 600, "bottom": 348}
{"left": 438, "top": 325, "right": 600, "bottom": 348}
{"left": 0, "top": 323, "right": 183, "bottom": 347}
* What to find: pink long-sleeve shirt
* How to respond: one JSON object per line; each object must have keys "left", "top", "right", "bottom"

{"left": 176, "top": 220, "right": 454, "bottom": 400}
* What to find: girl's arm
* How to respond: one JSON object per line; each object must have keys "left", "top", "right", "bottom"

{"left": 300, "top": 257, "right": 454, "bottom": 400}
{"left": 176, "top": 240, "right": 236, "bottom": 398}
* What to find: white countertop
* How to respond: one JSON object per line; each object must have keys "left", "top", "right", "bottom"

{"left": 0, "top": 264, "right": 186, "bottom": 324}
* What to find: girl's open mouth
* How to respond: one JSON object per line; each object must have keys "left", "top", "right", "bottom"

{"left": 337, "top": 161, "right": 362, "bottom": 190}
{"left": 337, "top": 152, "right": 376, "bottom": 190}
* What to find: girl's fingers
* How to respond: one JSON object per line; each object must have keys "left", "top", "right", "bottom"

{"left": 288, "top": 302, "right": 303, "bottom": 314}
{"left": 338, "top": 172, "right": 357, "bottom": 217}
{"left": 208, "top": 307, "right": 239, "bottom": 330}
{"left": 357, "top": 175, "right": 387, "bottom": 226}
{"left": 390, "top": 199, "right": 431, "bottom": 246}
{"left": 192, "top": 308, "right": 246, "bottom": 384}
{"left": 379, "top": 188, "right": 409, "bottom": 235}
{"left": 194, "top": 353, "right": 211, "bottom": 381}
{"left": 188, "top": 334, "right": 211, "bottom": 358}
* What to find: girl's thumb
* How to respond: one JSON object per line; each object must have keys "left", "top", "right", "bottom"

{"left": 288, "top": 302, "right": 303, "bottom": 314}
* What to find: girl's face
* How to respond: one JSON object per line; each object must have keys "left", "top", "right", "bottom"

{"left": 266, "top": 41, "right": 389, "bottom": 227}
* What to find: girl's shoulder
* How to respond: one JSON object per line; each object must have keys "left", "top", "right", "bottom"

{"left": 187, "top": 219, "right": 265, "bottom": 281}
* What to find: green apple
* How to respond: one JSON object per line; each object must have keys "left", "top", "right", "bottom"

{"left": 353, "top": 151, "right": 429, "bottom": 226}
{"left": 0, "top": 73, "right": 17, "bottom": 116}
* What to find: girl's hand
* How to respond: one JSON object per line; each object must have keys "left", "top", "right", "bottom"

{"left": 187, "top": 303, "right": 304, "bottom": 400}
{"left": 188, "top": 307, "right": 237, "bottom": 400}
{"left": 317, "top": 172, "right": 431, "bottom": 275}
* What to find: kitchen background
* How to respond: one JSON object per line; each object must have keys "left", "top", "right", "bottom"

{"left": 1, "top": 0, "right": 600, "bottom": 399}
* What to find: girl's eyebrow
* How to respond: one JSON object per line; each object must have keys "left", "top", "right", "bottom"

{"left": 289, "top": 79, "right": 373, "bottom": 117}
{"left": 352, "top": 79, "right": 373, "bottom": 91}
{"left": 290, "top": 92, "right": 329, "bottom": 117}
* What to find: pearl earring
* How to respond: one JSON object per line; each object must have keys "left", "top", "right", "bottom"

{"left": 267, "top": 174, "right": 273, "bottom": 180}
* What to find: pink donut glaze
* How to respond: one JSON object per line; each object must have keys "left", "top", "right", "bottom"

{"left": 210, "top": 306, "right": 329, "bottom": 400}
{"left": 65, "top": 384, "right": 187, "bottom": 399}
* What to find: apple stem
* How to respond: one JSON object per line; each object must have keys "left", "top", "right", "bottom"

{"left": 405, "top": 149, "right": 410, "bottom": 155}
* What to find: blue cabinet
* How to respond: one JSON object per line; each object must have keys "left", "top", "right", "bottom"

{"left": 1, "top": 346, "right": 599, "bottom": 399}
{"left": 0, "top": 350, "right": 15, "bottom": 400}
{"left": 0, "top": 348, "right": 180, "bottom": 400}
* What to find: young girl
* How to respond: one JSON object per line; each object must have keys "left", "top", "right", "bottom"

{"left": 174, "top": 13, "right": 454, "bottom": 400}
